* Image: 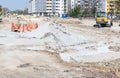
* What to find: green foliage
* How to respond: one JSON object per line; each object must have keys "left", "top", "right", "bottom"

{"left": 11, "top": 10, "right": 24, "bottom": 15}
{"left": 68, "top": 6, "right": 81, "bottom": 17}
{"left": 68, "top": 6, "right": 97, "bottom": 18}
{"left": 23, "top": 8, "right": 28, "bottom": 14}
{"left": 0, "top": 5, "right": 2, "bottom": 15}
{"left": 0, "top": 5, "right": 2, "bottom": 12}
{"left": 91, "top": 7, "right": 96, "bottom": 15}
{"left": 116, "top": 11, "right": 120, "bottom": 15}
{"left": 82, "top": 9, "right": 88, "bottom": 17}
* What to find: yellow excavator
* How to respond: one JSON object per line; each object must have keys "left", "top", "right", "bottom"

{"left": 94, "top": 12, "right": 112, "bottom": 28}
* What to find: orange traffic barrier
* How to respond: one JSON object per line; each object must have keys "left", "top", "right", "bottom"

{"left": 21, "top": 24, "right": 25, "bottom": 32}
{"left": 35, "top": 23, "right": 38, "bottom": 29}
{"left": 11, "top": 22, "right": 21, "bottom": 32}
{"left": 26, "top": 23, "right": 31, "bottom": 32}
{"left": 11, "top": 22, "right": 38, "bottom": 32}
{"left": 11, "top": 22, "right": 14, "bottom": 31}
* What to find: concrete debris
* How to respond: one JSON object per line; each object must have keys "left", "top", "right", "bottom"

{"left": 0, "top": 16, "right": 119, "bottom": 78}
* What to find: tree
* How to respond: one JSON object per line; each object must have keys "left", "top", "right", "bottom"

{"left": 68, "top": 6, "right": 81, "bottom": 17}
{"left": 91, "top": 7, "right": 97, "bottom": 16}
{"left": 82, "top": 8, "right": 89, "bottom": 17}
{"left": 23, "top": 8, "right": 28, "bottom": 14}
{"left": 78, "top": 0, "right": 98, "bottom": 17}
{"left": 116, "top": 0, "right": 120, "bottom": 14}
{"left": 11, "top": 10, "right": 24, "bottom": 15}
{"left": 0, "top": 5, "right": 3, "bottom": 16}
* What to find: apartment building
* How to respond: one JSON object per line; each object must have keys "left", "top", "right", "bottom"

{"left": 97, "top": 0, "right": 107, "bottom": 12}
{"left": 106, "top": 0, "right": 119, "bottom": 14}
{"left": 76, "top": 0, "right": 81, "bottom": 7}
{"left": 70, "top": 0, "right": 76, "bottom": 9}
{"left": 28, "top": 0, "right": 68, "bottom": 17}
{"left": 75, "top": 0, "right": 107, "bottom": 13}
{"left": 93, "top": 0, "right": 119, "bottom": 14}
{"left": 67, "top": 0, "right": 71, "bottom": 11}
{"left": 28, "top": 1, "right": 32, "bottom": 14}
{"left": 64, "top": 0, "right": 78, "bottom": 11}
{"left": 75, "top": 0, "right": 99, "bottom": 10}
{"left": 75, "top": 0, "right": 84, "bottom": 9}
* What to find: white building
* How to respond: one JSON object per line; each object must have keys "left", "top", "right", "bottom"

{"left": 28, "top": 1, "right": 32, "bottom": 14}
{"left": 71, "top": 0, "right": 76, "bottom": 9}
{"left": 31, "top": 0, "right": 36, "bottom": 13}
{"left": 97, "top": 0, "right": 107, "bottom": 12}
{"left": 67, "top": 0, "right": 82, "bottom": 10}
{"left": 74, "top": 0, "right": 107, "bottom": 12}
{"left": 28, "top": 0, "right": 68, "bottom": 17}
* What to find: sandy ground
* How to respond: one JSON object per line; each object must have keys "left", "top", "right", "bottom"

{"left": 0, "top": 16, "right": 120, "bottom": 78}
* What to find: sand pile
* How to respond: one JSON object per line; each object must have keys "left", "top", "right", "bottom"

{"left": 23, "top": 22, "right": 87, "bottom": 52}
{"left": 23, "top": 22, "right": 86, "bottom": 45}
{"left": 22, "top": 22, "right": 114, "bottom": 62}
{"left": 0, "top": 20, "right": 116, "bottom": 63}
{"left": 23, "top": 22, "right": 111, "bottom": 53}
{"left": 57, "top": 18, "right": 82, "bottom": 24}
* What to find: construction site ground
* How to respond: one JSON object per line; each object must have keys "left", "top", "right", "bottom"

{"left": 0, "top": 16, "right": 120, "bottom": 78}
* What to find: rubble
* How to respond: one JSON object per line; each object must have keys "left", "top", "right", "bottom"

{"left": 0, "top": 17, "right": 120, "bottom": 77}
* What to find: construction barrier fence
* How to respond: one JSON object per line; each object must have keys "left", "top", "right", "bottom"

{"left": 11, "top": 22, "right": 38, "bottom": 32}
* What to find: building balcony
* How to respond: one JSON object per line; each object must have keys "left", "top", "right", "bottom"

{"left": 46, "top": 7, "right": 52, "bottom": 9}
{"left": 46, "top": 4, "right": 52, "bottom": 6}
{"left": 46, "top": 1, "right": 52, "bottom": 3}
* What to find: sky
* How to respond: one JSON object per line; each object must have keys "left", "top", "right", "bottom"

{"left": 0, "top": 0, "right": 28, "bottom": 11}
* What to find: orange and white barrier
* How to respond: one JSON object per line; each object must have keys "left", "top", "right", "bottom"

{"left": 11, "top": 22, "right": 38, "bottom": 32}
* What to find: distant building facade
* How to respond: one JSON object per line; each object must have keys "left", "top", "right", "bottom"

{"left": 106, "top": 0, "right": 119, "bottom": 14}
{"left": 96, "top": 0, "right": 120, "bottom": 14}
{"left": 28, "top": 0, "right": 120, "bottom": 16}
{"left": 28, "top": 0, "right": 68, "bottom": 17}
{"left": 96, "top": 0, "right": 107, "bottom": 12}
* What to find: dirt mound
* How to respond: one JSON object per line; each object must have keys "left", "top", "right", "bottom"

{"left": 22, "top": 21, "right": 117, "bottom": 63}
{"left": 23, "top": 22, "right": 86, "bottom": 44}
{"left": 23, "top": 22, "right": 86, "bottom": 52}
{"left": 57, "top": 18, "right": 82, "bottom": 24}
{"left": 109, "top": 46, "right": 120, "bottom": 52}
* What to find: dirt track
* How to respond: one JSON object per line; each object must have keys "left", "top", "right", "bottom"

{"left": 60, "top": 18, "right": 120, "bottom": 77}
{"left": 0, "top": 16, "right": 120, "bottom": 78}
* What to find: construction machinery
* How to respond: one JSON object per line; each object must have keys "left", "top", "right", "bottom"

{"left": 94, "top": 12, "right": 112, "bottom": 28}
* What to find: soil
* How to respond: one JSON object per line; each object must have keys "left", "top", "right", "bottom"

{"left": 0, "top": 16, "right": 119, "bottom": 78}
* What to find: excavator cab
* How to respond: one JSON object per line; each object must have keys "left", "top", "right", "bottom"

{"left": 94, "top": 12, "right": 111, "bottom": 28}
